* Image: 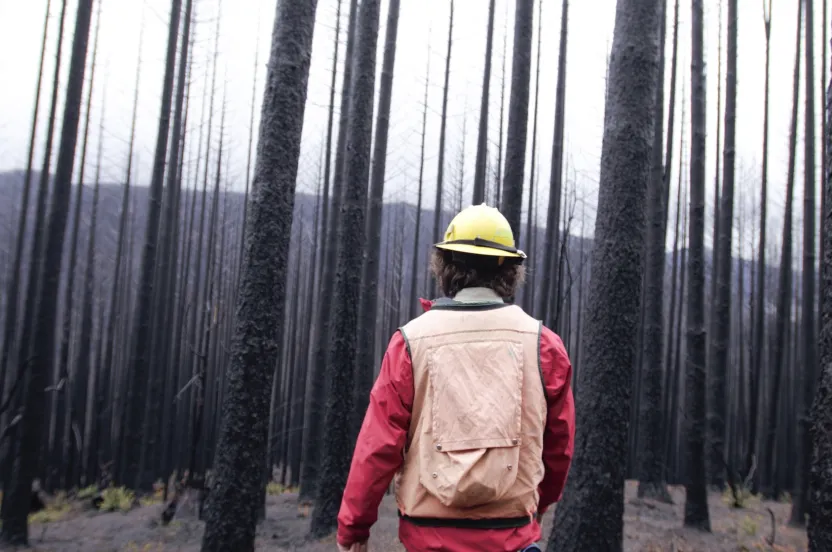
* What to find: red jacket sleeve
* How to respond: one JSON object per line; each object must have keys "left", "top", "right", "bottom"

{"left": 337, "top": 331, "right": 413, "bottom": 547}
{"left": 536, "top": 326, "right": 575, "bottom": 514}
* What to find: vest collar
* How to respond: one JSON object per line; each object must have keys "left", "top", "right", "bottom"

{"left": 432, "top": 287, "right": 506, "bottom": 309}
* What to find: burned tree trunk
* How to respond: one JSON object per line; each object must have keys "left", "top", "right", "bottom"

{"left": 547, "top": 0, "right": 661, "bottom": 548}
{"left": 791, "top": 0, "right": 818, "bottom": 526}
{"left": 148, "top": 0, "right": 195, "bottom": 482}
{"left": 684, "top": 0, "right": 711, "bottom": 531}
{"left": 537, "top": 0, "right": 569, "bottom": 326}
{"left": 430, "top": 0, "right": 454, "bottom": 298}
{"left": 472, "top": 0, "right": 496, "bottom": 204}
{"left": 199, "top": 0, "right": 319, "bottom": 549}
{"left": 707, "top": 0, "right": 737, "bottom": 490}
{"left": 408, "top": 51, "right": 430, "bottom": 319}
{"left": 522, "top": 0, "right": 543, "bottom": 315}
{"left": 354, "top": 0, "right": 401, "bottom": 438}
{"left": 750, "top": 0, "right": 773, "bottom": 488}
{"left": 310, "top": 0, "right": 381, "bottom": 537}
{"left": 501, "top": 0, "right": 534, "bottom": 238}
{"left": 0, "top": 0, "right": 53, "bottom": 410}
{"left": 0, "top": 0, "right": 94, "bottom": 544}
{"left": 2, "top": 0, "right": 69, "bottom": 446}
{"left": 764, "top": 0, "right": 801, "bottom": 499}
{"left": 300, "top": 0, "right": 357, "bottom": 502}
{"left": 494, "top": 14, "right": 508, "bottom": 207}
{"left": 636, "top": 0, "right": 671, "bottom": 503}
{"left": 121, "top": 0, "right": 182, "bottom": 490}
{"left": 808, "top": 32, "right": 832, "bottom": 547}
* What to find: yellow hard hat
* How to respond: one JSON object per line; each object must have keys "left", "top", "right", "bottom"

{"left": 435, "top": 203, "right": 526, "bottom": 259}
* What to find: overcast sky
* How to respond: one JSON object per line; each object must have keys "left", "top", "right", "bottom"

{"left": 0, "top": 0, "right": 826, "bottom": 249}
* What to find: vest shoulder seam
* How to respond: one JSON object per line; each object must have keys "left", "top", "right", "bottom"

{"left": 536, "top": 321, "right": 548, "bottom": 403}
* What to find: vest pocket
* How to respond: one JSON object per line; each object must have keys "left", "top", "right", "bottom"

{"left": 419, "top": 340, "right": 524, "bottom": 509}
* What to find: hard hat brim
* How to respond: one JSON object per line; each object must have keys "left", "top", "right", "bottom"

{"left": 435, "top": 242, "right": 527, "bottom": 259}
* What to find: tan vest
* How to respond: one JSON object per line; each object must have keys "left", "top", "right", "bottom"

{"left": 396, "top": 298, "right": 547, "bottom": 523}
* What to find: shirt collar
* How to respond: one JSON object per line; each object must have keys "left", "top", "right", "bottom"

{"left": 452, "top": 287, "right": 504, "bottom": 304}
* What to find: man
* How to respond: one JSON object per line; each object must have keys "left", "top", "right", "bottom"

{"left": 337, "top": 204, "right": 575, "bottom": 552}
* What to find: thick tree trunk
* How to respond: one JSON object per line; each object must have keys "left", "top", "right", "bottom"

{"left": 683, "top": 0, "right": 711, "bottom": 531}
{"left": 791, "top": 0, "right": 818, "bottom": 526}
{"left": 808, "top": 30, "right": 832, "bottom": 549}
{"left": 199, "top": 0, "right": 319, "bottom": 549}
{"left": 66, "top": 3, "right": 102, "bottom": 489}
{"left": 57, "top": 8, "right": 99, "bottom": 487}
{"left": 547, "top": 0, "right": 661, "bottom": 548}
{"left": 637, "top": 0, "right": 671, "bottom": 503}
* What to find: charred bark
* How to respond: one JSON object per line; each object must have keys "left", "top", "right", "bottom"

{"left": 707, "top": 0, "right": 737, "bottom": 490}
{"left": 310, "top": 0, "right": 381, "bottom": 537}
{"left": 199, "top": 0, "right": 319, "bottom": 549}
{"left": 537, "top": 0, "right": 569, "bottom": 325}
{"left": 472, "top": 0, "right": 497, "bottom": 204}
{"left": 637, "top": 0, "right": 671, "bottom": 503}
{"left": 354, "top": 0, "right": 401, "bottom": 438}
{"left": 684, "top": 0, "right": 711, "bottom": 530}
{"left": 121, "top": 0, "right": 182, "bottom": 490}
{"left": 791, "top": 0, "right": 818, "bottom": 526}
{"left": 547, "top": 0, "right": 661, "bottom": 548}
{"left": 0, "top": 0, "right": 94, "bottom": 543}
{"left": 500, "top": 0, "right": 534, "bottom": 239}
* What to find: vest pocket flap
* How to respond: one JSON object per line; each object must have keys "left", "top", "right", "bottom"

{"left": 431, "top": 437, "right": 519, "bottom": 453}
{"left": 419, "top": 444, "right": 521, "bottom": 508}
{"left": 427, "top": 340, "right": 524, "bottom": 449}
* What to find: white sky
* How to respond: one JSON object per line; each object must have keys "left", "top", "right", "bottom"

{"left": 0, "top": 0, "right": 827, "bottom": 254}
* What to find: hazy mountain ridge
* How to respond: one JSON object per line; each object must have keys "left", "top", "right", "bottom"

{"left": 0, "top": 169, "right": 779, "bottom": 336}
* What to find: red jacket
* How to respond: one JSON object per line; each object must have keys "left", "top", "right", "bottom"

{"left": 337, "top": 299, "right": 575, "bottom": 552}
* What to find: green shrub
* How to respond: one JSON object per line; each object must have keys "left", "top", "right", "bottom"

{"left": 739, "top": 515, "right": 758, "bottom": 537}
{"left": 139, "top": 480, "right": 166, "bottom": 507}
{"left": 29, "top": 499, "right": 71, "bottom": 524}
{"left": 721, "top": 485, "right": 760, "bottom": 509}
{"left": 100, "top": 486, "right": 135, "bottom": 512}
{"left": 77, "top": 484, "right": 99, "bottom": 500}
{"left": 266, "top": 482, "right": 285, "bottom": 496}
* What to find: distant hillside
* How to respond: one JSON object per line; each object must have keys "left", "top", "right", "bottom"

{"left": 0, "top": 170, "right": 782, "bottom": 353}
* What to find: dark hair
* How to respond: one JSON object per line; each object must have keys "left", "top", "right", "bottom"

{"left": 430, "top": 248, "right": 526, "bottom": 299}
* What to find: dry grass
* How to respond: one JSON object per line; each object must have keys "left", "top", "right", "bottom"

{"left": 13, "top": 480, "right": 806, "bottom": 551}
